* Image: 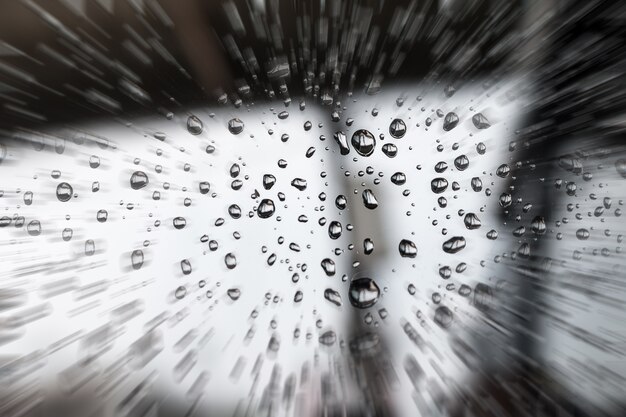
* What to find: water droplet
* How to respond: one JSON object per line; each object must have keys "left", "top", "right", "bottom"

{"left": 391, "top": 172, "right": 406, "bottom": 185}
{"left": 56, "top": 182, "right": 73, "bottom": 202}
{"left": 96, "top": 209, "right": 108, "bottom": 223}
{"left": 229, "top": 164, "right": 240, "bottom": 178}
{"left": 228, "top": 118, "right": 244, "bottom": 134}
{"left": 351, "top": 129, "right": 376, "bottom": 156}
{"left": 382, "top": 143, "right": 397, "bottom": 158}
{"left": 576, "top": 228, "right": 590, "bottom": 240}
{"left": 499, "top": 193, "right": 512, "bottom": 208}
{"left": 324, "top": 289, "right": 342, "bottom": 306}
{"left": 173, "top": 217, "right": 187, "bottom": 229}
{"left": 181, "top": 259, "right": 192, "bottom": 275}
{"left": 348, "top": 278, "right": 380, "bottom": 309}
{"left": 131, "top": 249, "right": 144, "bottom": 270}
{"left": 130, "top": 171, "right": 149, "bottom": 190}
{"left": 228, "top": 204, "right": 242, "bottom": 219}
{"left": 364, "top": 238, "right": 374, "bottom": 255}
{"left": 443, "top": 112, "right": 459, "bottom": 131}
{"left": 175, "top": 286, "right": 187, "bottom": 299}
{"left": 291, "top": 178, "right": 307, "bottom": 191}
{"left": 435, "top": 161, "right": 448, "bottom": 173}
{"left": 328, "top": 221, "right": 342, "bottom": 239}
{"left": 335, "top": 195, "right": 347, "bottom": 210}
{"left": 496, "top": 164, "right": 510, "bottom": 178}
{"left": 434, "top": 306, "right": 453, "bottom": 328}
{"left": 470, "top": 177, "right": 482, "bottom": 192}
{"left": 199, "top": 181, "right": 210, "bottom": 194}
{"left": 257, "top": 199, "right": 275, "bottom": 218}
{"left": 389, "top": 119, "right": 406, "bottom": 138}
{"left": 439, "top": 266, "right": 452, "bottom": 279}
{"left": 399, "top": 239, "right": 417, "bottom": 258}
{"left": 333, "top": 131, "right": 350, "bottom": 155}
{"left": 89, "top": 155, "right": 100, "bottom": 168}
{"left": 463, "top": 213, "right": 481, "bottom": 230}
{"left": 85, "top": 239, "right": 95, "bottom": 256}
{"left": 27, "top": 220, "right": 41, "bottom": 236}
{"left": 472, "top": 113, "right": 490, "bottom": 129}
{"left": 321, "top": 258, "right": 336, "bottom": 276}
{"left": 362, "top": 189, "right": 378, "bottom": 209}
{"left": 187, "top": 115, "right": 203, "bottom": 135}
{"left": 225, "top": 253, "right": 237, "bottom": 269}
{"left": 529, "top": 216, "right": 545, "bottom": 235}
{"left": 431, "top": 178, "right": 449, "bottom": 194}
{"left": 442, "top": 236, "right": 466, "bottom": 254}
{"left": 227, "top": 288, "right": 241, "bottom": 300}
{"left": 454, "top": 155, "right": 469, "bottom": 171}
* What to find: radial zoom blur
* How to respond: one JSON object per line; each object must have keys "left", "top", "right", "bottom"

{"left": 0, "top": 1, "right": 625, "bottom": 417}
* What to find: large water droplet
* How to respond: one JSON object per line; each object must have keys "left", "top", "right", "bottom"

{"left": 56, "top": 182, "right": 73, "bottom": 202}
{"left": 389, "top": 119, "right": 406, "bottom": 138}
{"left": 257, "top": 199, "right": 275, "bottom": 218}
{"left": 228, "top": 118, "right": 244, "bottom": 134}
{"left": 228, "top": 204, "right": 242, "bottom": 219}
{"left": 187, "top": 115, "right": 203, "bottom": 135}
{"left": 262, "top": 174, "right": 276, "bottom": 190}
{"left": 328, "top": 221, "right": 342, "bottom": 239}
{"left": 173, "top": 217, "right": 187, "bottom": 229}
{"left": 130, "top": 171, "right": 149, "bottom": 190}
{"left": 442, "top": 236, "right": 466, "bottom": 254}
{"left": 351, "top": 129, "right": 376, "bottom": 156}
{"left": 391, "top": 172, "right": 406, "bottom": 185}
{"left": 348, "top": 278, "right": 380, "bottom": 308}
{"left": 399, "top": 239, "right": 417, "bottom": 258}
{"left": 443, "top": 112, "right": 459, "bottom": 131}
{"left": 470, "top": 177, "right": 482, "bottom": 192}
{"left": 472, "top": 113, "right": 490, "bottom": 129}
{"left": 335, "top": 195, "right": 347, "bottom": 210}
{"left": 531, "top": 216, "right": 546, "bottom": 235}
{"left": 453, "top": 155, "right": 469, "bottom": 171}
{"left": 431, "top": 178, "right": 449, "bottom": 194}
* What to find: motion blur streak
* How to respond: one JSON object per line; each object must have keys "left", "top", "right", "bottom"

{"left": 0, "top": 1, "right": 625, "bottom": 417}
